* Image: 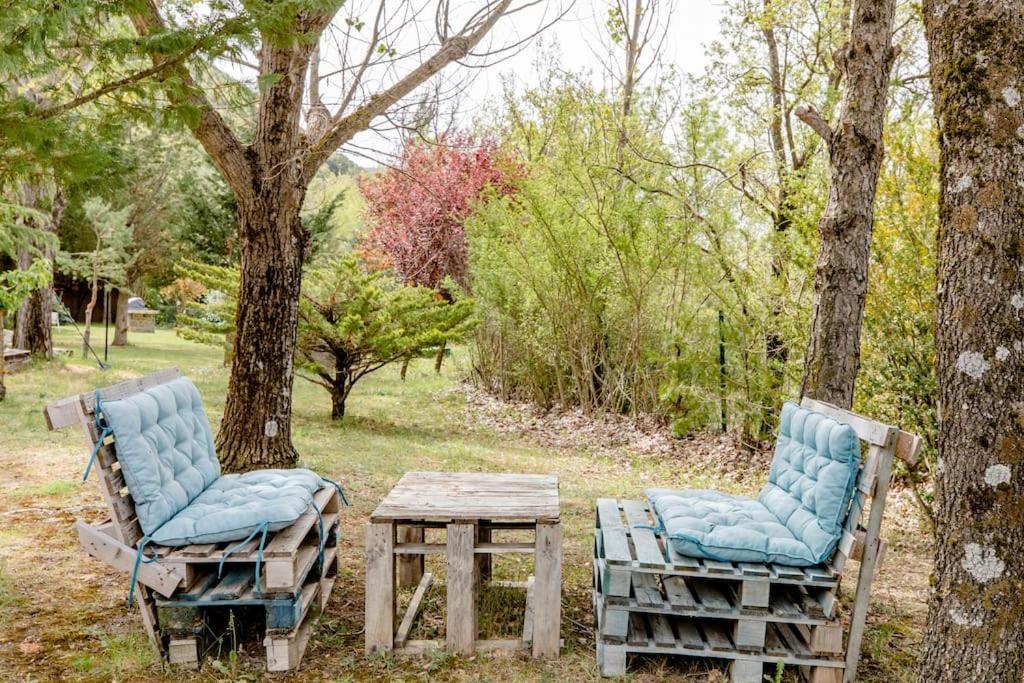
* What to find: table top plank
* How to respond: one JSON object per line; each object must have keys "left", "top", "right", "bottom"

{"left": 371, "top": 472, "right": 560, "bottom": 522}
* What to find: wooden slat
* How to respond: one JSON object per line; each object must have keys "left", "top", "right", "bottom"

{"left": 702, "top": 621, "right": 733, "bottom": 651}
{"left": 364, "top": 522, "right": 394, "bottom": 654}
{"left": 675, "top": 619, "right": 705, "bottom": 649}
{"left": 394, "top": 572, "right": 433, "bottom": 648}
{"left": 631, "top": 572, "right": 662, "bottom": 607}
{"left": 371, "top": 472, "right": 559, "bottom": 522}
{"left": 894, "top": 430, "right": 922, "bottom": 466}
{"left": 596, "top": 499, "right": 624, "bottom": 529}
{"left": 627, "top": 612, "right": 647, "bottom": 646}
{"left": 622, "top": 501, "right": 664, "bottom": 567}
{"left": 76, "top": 521, "right": 182, "bottom": 598}
{"left": 799, "top": 398, "right": 897, "bottom": 447}
{"left": 650, "top": 614, "right": 675, "bottom": 647}
{"left": 691, "top": 580, "right": 731, "bottom": 612}
{"left": 532, "top": 522, "right": 562, "bottom": 658}
{"left": 446, "top": 522, "right": 477, "bottom": 655}
{"left": 601, "top": 528, "right": 632, "bottom": 564}
{"left": 522, "top": 575, "right": 535, "bottom": 646}
{"left": 704, "top": 559, "right": 736, "bottom": 574}
{"left": 205, "top": 568, "right": 253, "bottom": 601}
{"left": 663, "top": 576, "right": 696, "bottom": 610}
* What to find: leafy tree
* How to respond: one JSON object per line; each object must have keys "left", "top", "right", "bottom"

{"left": 0, "top": 259, "right": 51, "bottom": 401}
{"left": 56, "top": 198, "right": 133, "bottom": 357}
{"left": 296, "top": 257, "right": 476, "bottom": 420}
{"left": 361, "top": 135, "right": 518, "bottom": 291}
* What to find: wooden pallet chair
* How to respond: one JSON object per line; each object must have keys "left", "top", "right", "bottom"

{"left": 44, "top": 369, "right": 343, "bottom": 671}
{"left": 592, "top": 397, "right": 921, "bottom": 682}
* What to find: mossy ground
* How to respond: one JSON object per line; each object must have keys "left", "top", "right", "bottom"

{"left": 0, "top": 329, "right": 931, "bottom": 681}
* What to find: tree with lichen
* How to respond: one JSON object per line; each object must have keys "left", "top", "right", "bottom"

{"left": 918, "top": 0, "right": 1024, "bottom": 678}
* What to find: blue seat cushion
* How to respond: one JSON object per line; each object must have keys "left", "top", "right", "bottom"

{"left": 647, "top": 402, "right": 860, "bottom": 566}
{"left": 100, "top": 377, "right": 220, "bottom": 536}
{"left": 151, "top": 469, "right": 324, "bottom": 546}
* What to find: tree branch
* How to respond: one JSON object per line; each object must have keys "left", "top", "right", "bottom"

{"left": 794, "top": 103, "right": 834, "bottom": 147}
{"left": 301, "top": 0, "right": 514, "bottom": 181}
{"left": 129, "top": 0, "right": 254, "bottom": 201}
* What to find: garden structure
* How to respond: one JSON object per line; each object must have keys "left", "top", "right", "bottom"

{"left": 43, "top": 369, "right": 343, "bottom": 671}
{"left": 593, "top": 399, "right": 921, "bottom": 682}
{"left": 365, "top": 471, "right": 562, "bottom": 658}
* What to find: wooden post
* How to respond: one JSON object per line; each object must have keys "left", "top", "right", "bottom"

{"left": 446, "top": 522, "right": 478, "bottom": 655}
{"left": 397, "top": 525, "right": 424, "bottom": 588}
{"left": 477, "top": 524, "right": 492, "bottom": 584}
{"left": 365, "top": 522, "right": 395, "bottom": 654}
{"left": 532, "top": 522, "right": 562, "bottom": 658}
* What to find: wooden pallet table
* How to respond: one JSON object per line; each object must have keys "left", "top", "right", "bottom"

{"left": 591, "top": 398, "right": 922, "bottom": 683}
{"left": 365, "top": 471, "right": 562, "bottom": 658}
{"left": 44, "top": 369, "right": 342, "bottom": 672}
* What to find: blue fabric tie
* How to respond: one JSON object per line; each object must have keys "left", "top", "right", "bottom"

{"left": 83, "top": 390, "right": 112, "bottom": 481}
{"left": 321, "top": 476, "right": 349, "bottom": 506}
{"left": 217, "top": 521, "right": 271, "bottom": 593}
{"left": 127, "top": 535, "right": 158, "bottom": 607}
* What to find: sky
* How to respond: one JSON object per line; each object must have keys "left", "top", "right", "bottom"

{"left": 344, "top": 1, "right": 726, "bottom": 166}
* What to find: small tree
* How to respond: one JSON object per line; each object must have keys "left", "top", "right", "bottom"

{"left": 0, "top": 259, "right": 51, "bottom": 401}
{"left": 57, "top": 198, "right": 133, "bottom": 357}
{"left": 361, "top": 134, "right": 517, "bottom": 372}
{"left": 296, "top": 256, "right": 476, "bottom": 420}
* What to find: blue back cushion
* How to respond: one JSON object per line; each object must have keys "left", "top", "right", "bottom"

{"left": 100, "top": 377, "right": 220, "bottom": 536}
{"left": 757, "top": 401, "right": 860, "bottom": 562}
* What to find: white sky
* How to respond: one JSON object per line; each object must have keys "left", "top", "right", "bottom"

{"left": 346, "top": 1, "right": 725, "bottom": 166}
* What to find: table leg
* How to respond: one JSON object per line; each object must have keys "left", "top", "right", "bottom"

{"left": 477, "top": 524, "right": 492, "bottom": 584}
{"left": 397, "top": 525, "right": 424, "bottom": 588}
{"left": 365, "top": 522, "right": 395, "bottom": 654}
{"left": 446, "top": 522, "right": 477, "bottom": 655}
{"left": 532, "top": 522, "right": 562, "bottom": 658}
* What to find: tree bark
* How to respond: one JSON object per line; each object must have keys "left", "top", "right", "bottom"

{"left": 798, "top": 0, "right": 899, "bottom": 409}
{"left": 434, "top": 339, "right": 446, "bottom": 374}
{"left": 919, "top": 1, "right": 1024, "bottom": 679}
{"left": 13, "top": 186, "right": 62, "bottom": 358}
{"left": 330, "top": 386, "right": 346, "bottom": 420}
{"left": 0, "top": 311, "right": 7, "bottom": 402}
{"left": 82, "top": 261, "right": 99, "bottom": 359}
{"left": 112, "top": 288, "right": 129, "bottom": 346}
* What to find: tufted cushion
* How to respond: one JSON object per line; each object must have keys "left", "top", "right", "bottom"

{"left": 647, "top": 402, "right": 860, "bottom": 566}
{"left": 100, "top": 377, "right": 220, "bottom": 536}
{"left": 151, "top": 469, "right": 323, "bottom": 545}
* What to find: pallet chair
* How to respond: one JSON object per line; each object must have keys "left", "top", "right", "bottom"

{"left": 44, "top": 369, "right": 344, "bottom": 671}
{"left": 592, "top": 398, "right": 921, "bottom": 682}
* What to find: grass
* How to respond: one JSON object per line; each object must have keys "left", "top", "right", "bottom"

{"left": 0, "top": 327, "right": 933, "bottom": 681}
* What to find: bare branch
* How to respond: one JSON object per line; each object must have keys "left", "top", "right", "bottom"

{"left": 794, "top": 103, "right": 833, "bottom": 146}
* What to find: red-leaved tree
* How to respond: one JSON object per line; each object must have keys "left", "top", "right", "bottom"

{"left": 360, "top": 135, "right": 518, "bottom": 296}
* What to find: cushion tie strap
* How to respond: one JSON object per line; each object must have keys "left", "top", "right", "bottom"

{"left": 217, "top": 521, "right": 271, "bottom": 593}
{"left": 127, "top": 535, "right": 157, "bottom": 607}
{"left": 84, "top": 390, "right": 111, "bottom": 481}
{"left": 321, "top": 476, "right": 349, "bottom": 506}
{"left": 314, "top": 503, "right": 326, "bottom": 573}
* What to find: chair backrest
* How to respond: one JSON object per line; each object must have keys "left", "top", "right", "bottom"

{"left": 44, "top": 368, "right": 182, "bottom": 548}
{"left": 798, "top": 397, "right": 922, "bottom": 682}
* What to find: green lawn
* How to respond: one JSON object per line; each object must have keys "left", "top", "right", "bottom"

{"left": 0, "top": 328, "right": 931, "bottom": 681}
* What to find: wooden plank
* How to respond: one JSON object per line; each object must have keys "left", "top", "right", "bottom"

{"left": 675, "top": 619, "right": 705, "bottom": 649}
{"left": 205, "top": 568, "right": 252, "bottom": 601}
{"left": 776, "top": 622, "right": 812, "bottom": 658}
{"left": 692, "top": 580, "right": 731, "bottom": 612}
{"left": 532, "top": 522, "right": 562, "bottom": 658}
{"left": 702, "top": 620, "right": 733, "bottom": 651}
{"left": 738, "top": 562, "right": 772, "bottom": 577}
{"left": 738, "top": 580, "right": 770, "bottom": 610}
{"left": 627, "top": 612, "right": 647, "bottom": 646}
{"left": 844, "top": 440, "right": 895, "bottom": 682}
{"left": 799, "top": 398, "right": 897, "bottom": 447}
{"left": 397, "top": 526, "right": 424, "bottom": 588}
{"left": 601, "top": 528, "right": 632, "bottom": 564}
{"left": 76, "top": 521, "right": 182, "bottom": 598}
{"left": 894, "top": 430, "right": 922, "bottom": 466}
{"left": 733, "top": 619, "right": 767, "bottom": 650}
{"left": 167, "top": 637, "right": 200, "bottom": 669}
{"left": 704, "top": 559, "right": 736, "bottom": 575}
{"left": 371, "top": 472, "right": 560, "bottom": 522}
{"left": 446, "top": 522, "right": 477, "bottom": 655}
{"left": 394, "top": 572, "right": 433, "bottom": 648}
{"left": 364, "top": 522, "right": 395, "bottom": 654}
{"left": 264, "top": 602, "right": 315, "bottom": 672}
{"left": 596, "top": 499, "right": 624, "bottom": 529}
{"left": 663, "top": 576, "right": 696, "bottom": 610}
{"left": 810, "top": 624, "right": 844, "bottom": 654}
{"left": 650, "top": 614, "right": 675, "bottom": 648}
{"left": 264, "top": 488, "right": 335, "bottom": 558}
{"left": 631, "top": 572, "right": 662, "bottom": 608}
{"left": 475, "top": 542, "right": 534, "bottom": 553}
{"left": 602, "top": 608, "right": 629, "bottom": 644}
{"left": 522, "top": 576, "right": 535, "bottom": 646}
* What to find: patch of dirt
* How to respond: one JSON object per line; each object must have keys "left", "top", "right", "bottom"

{"left": 451, "top": 383, "right": 772, "bottom": 479}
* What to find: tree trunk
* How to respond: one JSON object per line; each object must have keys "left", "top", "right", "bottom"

{"left": 13, "top": 186, "right": 62, "bottom": 358}
{"left": 434, "top": 339, "right": 446, "bottom": 374}
{"left": 215, "top": 197, "right": 306, "bottom": 471}
{"left": 112, "top": 288, "right": 129, "bottom": 346}
{"left": 330, "top": 388, "right": 346, "bottom": 420}
{"left": 798, "top": 0, "right": 898, "bottom": 409}
{"left": 400, "top": 356, "right": 410, "bottom": 380}
{"left": 0, "top": 311, "right": 7, "bottom": 402}
{"left": 919, "top": 1, "right": 1024, "bottom": 679}
{"left": 82, "top": 264, "right": 99, "bottom": 359}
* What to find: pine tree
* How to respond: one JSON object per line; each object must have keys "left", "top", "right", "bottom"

{"left": 172, "top": 261, "right": 238, "bottom": 364}
{"left": 296, "top": 257, "right": 476, "bottom": 419}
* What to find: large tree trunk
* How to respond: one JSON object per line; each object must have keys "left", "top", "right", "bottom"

{"left": 919, "top": 1, "right": 1024, "bottom": 679}
{"left": 215, "top": 195, "right": 307, "bottom": 471}
{"left": 0, "top": 311, "right": 7, "bottom": 402}
{"left": 112, "top": 288, "right": 129, "bottom": 346}
{"left": 13, "top": 185, "right": 62, "bottom": 358}
{"left": 797, "top": 0, "right": 898, "bottom": 409}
